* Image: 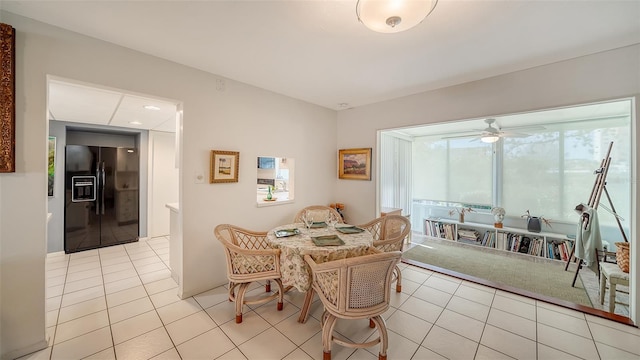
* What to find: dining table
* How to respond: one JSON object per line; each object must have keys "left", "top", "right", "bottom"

{"left": 267, "top": 222, "right": 374, "bottom": 322}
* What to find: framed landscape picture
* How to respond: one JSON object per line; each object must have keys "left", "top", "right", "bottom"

{"left": 338, "top": 148, "right": 371, "bottom": 180}
{"left": 210, "top": 150, "right": 239, "bottom": 183}
{"left": 48, "top": 136, "right": 56, "bottom": 196}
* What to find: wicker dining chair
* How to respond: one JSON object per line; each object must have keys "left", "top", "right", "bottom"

{"left": 214, "top": 224, "right": 284, "bottom": 323}
{"left": 293, "top": 205, "right": 344, "bottom": 224}
{"left": 304, "top": 249, "right": 401, "bottom": 360}
{"left": 359, "top": 215, "right": 411, "bottom": 292}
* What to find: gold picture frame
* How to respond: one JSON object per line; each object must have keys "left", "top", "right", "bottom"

{"left": 0, "top": 23, "right": 16, "bottom": 173}
{"left": 210, "top": 150, "right": 239, "bottom": 183}
{"left": 338, "top": 148, "right": 371, "bottom": 180}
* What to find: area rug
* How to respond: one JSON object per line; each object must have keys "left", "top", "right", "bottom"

{"left": 403, "top": 238, "right": 593, "bottom": 307}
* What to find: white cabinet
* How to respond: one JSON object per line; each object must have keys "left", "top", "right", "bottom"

{"left": 424, "top": 218, "right": 574, "bottom": 262}
{"left": 116, "top": 148, "right": 139, "bottom": 172}
{"left": 116, "top": 190, "right": 138, "bottom": 224}
{"left": 166, "top": 203, "right": 182, "bottom": 288}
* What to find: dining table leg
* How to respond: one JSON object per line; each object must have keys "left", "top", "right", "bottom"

{"left": 298, "top": 288, "right": 315, "bottom": 323}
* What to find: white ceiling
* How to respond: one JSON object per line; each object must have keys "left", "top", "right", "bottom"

{"left": 48, "top": 80, "right": 178, "bottom": 132}
{"left": 3, "top": 1, "right": 640, "bottom": 131}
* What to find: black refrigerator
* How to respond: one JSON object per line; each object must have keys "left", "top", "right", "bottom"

{"left": 64, "top": 145, "right": 139, "bottom": 253}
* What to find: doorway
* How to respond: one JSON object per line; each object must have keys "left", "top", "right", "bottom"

{"left": 380, "top": 98, "right": 634, "bottom": 319}
{"left": 47, "top": 77, "right": 180, "bottom": 254}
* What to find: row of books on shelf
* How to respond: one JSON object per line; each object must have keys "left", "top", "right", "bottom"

{"left": 548, "top": 241, "right": 573, "bottom": 261}
{"left": 458, "top": 228, "right": 480, "bottom": 243}
{"left": 505, "top": 233, "right": 544, "bottom": 257}
{"left": 424, "top": 219, "right": 573, "bottom": 261}
{"left": 499, "top": 233, "right": 572, "bottom": 260}
{"left": 424, "top": 220, "right": 456, "bottom": 240}
{"left": 452, "top": 228, "right": 498, "bottom": 249}
{"left": 480, "top": 231, "right": 496, "bottom": 248}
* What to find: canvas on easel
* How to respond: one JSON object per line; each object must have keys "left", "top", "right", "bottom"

{"left": 565, "top": 141, "right": 628, "bottom": 287}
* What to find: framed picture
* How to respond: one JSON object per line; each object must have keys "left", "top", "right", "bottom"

{"left": 0, "top": 23, "right": 15, "bottom": 173}
{"left": 48, "top": 136, "right": 56, "bottom": 196}
{"left": 210, "top": 150, "right": 239, "bottom": 183}
{"left": 338, "top": 148, "right": 371, "bottom": 180}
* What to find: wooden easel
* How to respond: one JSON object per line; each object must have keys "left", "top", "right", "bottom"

{"left": 565, "top": 141, "right": 628, "bottom": 287}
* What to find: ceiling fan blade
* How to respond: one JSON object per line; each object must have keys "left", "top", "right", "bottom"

{"left": 441, "top": 133, "right": 481, "bottom": 140}
{"left": 500, "top": 125, "right": 546, "bottom": 131}
{"left": 499, "top": 131, "right": 530, "bottom": 138}
{"left": 439, "top": 122, "right": 543, "bottom": 140}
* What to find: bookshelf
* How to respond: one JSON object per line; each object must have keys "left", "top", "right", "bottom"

{"left": 424, "top": 218, "right": 574, "bottom": 262}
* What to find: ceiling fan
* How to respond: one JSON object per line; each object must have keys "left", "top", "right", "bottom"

{"left": 442, "top": 118, "right": 542, "bottom": 143}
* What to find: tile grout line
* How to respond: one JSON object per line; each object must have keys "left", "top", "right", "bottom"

{"left": 98, "top": 248, "right": 116, "bottom": 359}
{"left": 47, "top": 253, "right": 69, "bottom": 360}
{"left": 123, "top": 240, "right": 182, "bottom": 358}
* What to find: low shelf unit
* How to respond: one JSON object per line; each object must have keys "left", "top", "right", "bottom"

{"left": 423, "top": 218, "right": 574, "bottom": 262}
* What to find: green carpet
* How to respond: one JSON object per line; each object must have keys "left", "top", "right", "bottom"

{"left": 403, "top": 238, "right": 592, "bottom": 307}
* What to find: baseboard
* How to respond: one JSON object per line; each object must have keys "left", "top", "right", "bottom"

{"left": 2, "top": 339, "right": 48, "bottom": 360}
{"left": 47, "top": 250, "right": 66, "bottom": 257}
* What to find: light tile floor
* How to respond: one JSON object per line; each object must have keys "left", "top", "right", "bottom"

{"left": 20, "top": 236, "right": 640, "bottom": 360}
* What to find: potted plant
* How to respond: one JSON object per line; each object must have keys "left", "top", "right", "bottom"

{"left": 449, "top": 207, "right": 474, "bottom": 223}
{"left": 521, "top": 210, "right": 552, "bottom": 233}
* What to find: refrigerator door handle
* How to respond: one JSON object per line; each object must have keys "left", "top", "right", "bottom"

{"left": 101, "top": 162, "right": 106, "bottom": 215}
{"left": 96, "top": 162, "right": 101, "bottom": 215}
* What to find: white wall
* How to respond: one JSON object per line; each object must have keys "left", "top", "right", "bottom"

{"left": 336, "top": 44, "right": 640, "bottom": 323}
{"left": 47, "top": 121, "right": 66, "bottom": 252}
{"left": 0, "top": 12, "right": 337, "bottom": 359}
{"left": 148, "top": 131, "right": 178, "bottom": 238}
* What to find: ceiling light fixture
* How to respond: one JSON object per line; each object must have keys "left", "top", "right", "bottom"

{"left": 129, "top": 120, "right": 142, "bottom": 125}
{"left": 481, "top": 135, "right": 500, "bottom": 143}
{"left": 356, "top": 0, "right": 438, "bottom": 33}
{"left": 143, "top": 105, "right": 160, "bottom": 111}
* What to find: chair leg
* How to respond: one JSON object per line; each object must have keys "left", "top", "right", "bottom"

{"left": 265, "top": 280, "right": 271, "bottom": 293}
{"left": 370, "top": 315, "right": 389, "bottom": 360}
{"left": 609, "top": 281, "right": 616, "bottom": 313}
{"left": 228, "top": 282, "right": 236, "bottom": 302}
{"left": 235, "top": 283, "right": 250, "bottom": 323}
{"left": 394, "top": 265, "right": 402, "bottom": 293}
{"left": 369, "top": 319, "right": 375, "bottom": 328}
{"left": 322, "top": 314, "right": 338, "bottom": 360}
{"left": 274, "top": 278, "right": 285, "bottom": 312}
{"left": 298, "top": 288, "right": 315, "bottom": 323}
{"left": 599, "top": 269, "right": 606, "bottom": 305}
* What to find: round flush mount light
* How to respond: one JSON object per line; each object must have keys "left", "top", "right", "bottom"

{"left": 356, "top": 0, "right": 438, "bottom": 33}
{"left": 128, "top": 120, "right": 143, "bottom": 125}
{"left": 143, "top": 105, "right": 160, "bottom": 111}
{"left": 481, "top": 135, "right": 500, "bottom": 143}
